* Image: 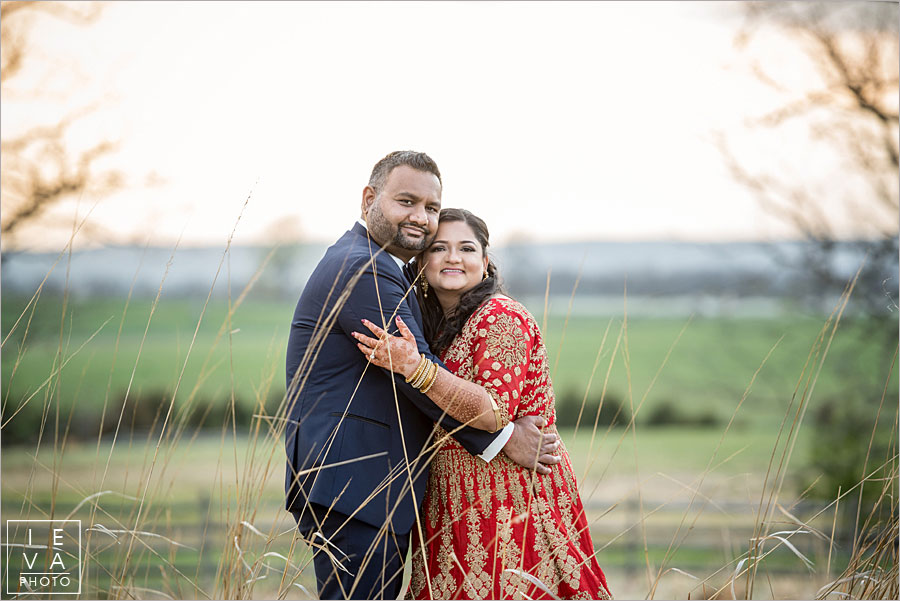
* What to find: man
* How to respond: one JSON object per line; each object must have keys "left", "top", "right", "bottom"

{"left": 285, "top": 151, "right": 560, "bottom": 599}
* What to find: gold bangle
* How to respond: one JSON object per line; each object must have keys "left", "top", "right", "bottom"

{"left": 406, "top": 354, "right": 426, "bottom": 384}
{"left": 429, "top": 363, "right": 440, "bottom": 391}
{"left": 416, "top": 361, "right": 433, "bottom": 391}
{"left": 415, "top": 361, "right": 433, "bottom": 389}
{"left": 405, "top": 354, "right": 427, "bottom": 384}
{"left": 420, "top": 362, "right": 439, "bottom": 393}
{"left": 491, "top": 397, "right": 502, "bottom": 432}
{"left": 411, "top": 358, "right": 432, "bottom": 389}
{"left": 410, "top": 358, "right": 427, "bottom": 388}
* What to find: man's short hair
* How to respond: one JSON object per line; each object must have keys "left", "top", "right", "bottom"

{"left": 368, "top": 151, "right": 442, "bottom": 194}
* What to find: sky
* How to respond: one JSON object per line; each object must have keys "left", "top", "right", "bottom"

{"left": 2, "top": 1, "right": 894, "bottom": 250}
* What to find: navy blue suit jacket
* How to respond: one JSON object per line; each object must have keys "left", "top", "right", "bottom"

{"left": 284, "top": 222, "right": 501, "bottom": 534}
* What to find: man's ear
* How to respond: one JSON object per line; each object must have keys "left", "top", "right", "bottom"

{"left": 361, "top": 186, "right": 377, "bottom": 217}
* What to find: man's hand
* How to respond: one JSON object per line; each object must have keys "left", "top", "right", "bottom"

{"left": 503, "top": 415, "right": 561, "bottom": 475}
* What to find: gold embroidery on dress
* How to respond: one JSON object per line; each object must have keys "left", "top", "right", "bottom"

{"left": 409, "top": 298, "right": 611, "bottom": 600}
{"left": 482, "top": 311, "right": 528, "bottom": 369}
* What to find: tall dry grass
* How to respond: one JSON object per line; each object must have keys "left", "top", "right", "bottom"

{"left": 1, "top": 212, "right": 896, "bottom": 600}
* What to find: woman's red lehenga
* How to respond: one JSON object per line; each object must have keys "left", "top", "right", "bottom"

{"left": 408, "top": 297, "right": 612, "bottom": 600}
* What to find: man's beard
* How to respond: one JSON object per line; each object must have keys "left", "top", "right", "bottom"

{"left": 366, "top": 203, "right": 429, "bottom": 252}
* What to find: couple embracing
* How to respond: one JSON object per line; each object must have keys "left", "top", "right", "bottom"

{"left": 285, "top": 151, "right": 611, "bottom": 600}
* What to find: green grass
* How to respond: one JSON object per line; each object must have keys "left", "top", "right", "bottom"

{"left": 2, "top": 295, "right": 286, "bottom": 410}
{"left": 3, "top": 294, "right": 890, "bottom": 434}
{"left": 2, "top": 292, "right": 895, "bottom": 599}
{"left": 2, "top": 426, "right": 811, "bottom": 504}
{"left": 0, "top": 426, "right": 827, "bottom": 599}
{"left": 541, "top": 312, "right": 891, "bottom": 427}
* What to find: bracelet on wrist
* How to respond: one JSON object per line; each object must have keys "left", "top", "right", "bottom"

{"left": 405, "top": 354, "right": 428, "bottom": 384}
{"left": 411, "top": 358, "right": 433, "bottom": 389}
{"left": 420, "top": 362, "right": 439, "bottom": 393}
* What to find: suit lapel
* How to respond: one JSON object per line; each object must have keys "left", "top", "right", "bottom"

{"left": 407, "top": 281, "right": 423, "bottom": 325}
{"left": 401, "top": 262, "right": 416, "bottom": 286}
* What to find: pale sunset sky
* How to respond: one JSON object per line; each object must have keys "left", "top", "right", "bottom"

{"left": 2, "top": 1, "right": 894, "bottom": 250}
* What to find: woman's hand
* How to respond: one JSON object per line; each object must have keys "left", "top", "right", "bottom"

{"left": 352, "top": 316, "right": 421, "bottom": 379}
{"left": 355, "top": 316, "right": 499, "bottom": 431}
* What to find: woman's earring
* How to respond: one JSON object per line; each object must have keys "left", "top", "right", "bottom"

{"left": 482, "top": 271, "right": 488, "bottom": 281}
{"left": 421, "top": 275, "right": 429, "bottom": 298}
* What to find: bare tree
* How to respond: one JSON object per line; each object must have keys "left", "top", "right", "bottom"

{"left": 1, "top": 1, "right": 123, "bottom": 249}
{"left": 718, "top": 1, "right": 898, "bottom": 317}
{"left": 719, "top": 3, "right": 898, "bottom": 564}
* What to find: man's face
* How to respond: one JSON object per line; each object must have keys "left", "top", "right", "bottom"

{"left": 361, "top": 165, "right": 441, "bottom": 261}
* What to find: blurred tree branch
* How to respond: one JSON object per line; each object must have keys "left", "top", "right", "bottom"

{"left": 1, "top": 1, "right": 103, "bottom": 82}
{"left": 1, "top": 0, "right": 122, "bottom": 249}
{"left": 722, "top": 3, "right": 899, "bottom": 551}
{"left": 718, "top": 1, "right": 898, "bottom": 317}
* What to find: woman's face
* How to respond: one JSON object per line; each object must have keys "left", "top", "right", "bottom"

{"left": 424, "top": 220, "right": 489, "bottom": 299}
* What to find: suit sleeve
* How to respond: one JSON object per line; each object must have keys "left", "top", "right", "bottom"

{"left": 335, "top": 254, "right": 501, "bottom": 456}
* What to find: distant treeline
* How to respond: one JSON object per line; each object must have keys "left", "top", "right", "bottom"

{"left": 1, "top": 239, "right": 889, "bottom": 312}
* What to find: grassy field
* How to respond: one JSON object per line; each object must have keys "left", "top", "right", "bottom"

{"left": 1, "top": 426, "right": 825, "bottom": 600}
{"left": 2, "top": 291, "right": 895, "bottom": 599}
{"left": 2, "top": 294, "right": 891, "bottom": 432}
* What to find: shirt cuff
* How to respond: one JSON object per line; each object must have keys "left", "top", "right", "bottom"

{"left": 477, "top": 422, "right": 514, "bottom": 462}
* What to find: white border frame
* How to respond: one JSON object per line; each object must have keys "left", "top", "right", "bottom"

{"left": 5, "top": 520, "right": 82, "bottom": 596}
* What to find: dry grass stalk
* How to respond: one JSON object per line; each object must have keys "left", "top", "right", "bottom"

{"left": 2, "top": 204, "right": 896, "bottom": 600}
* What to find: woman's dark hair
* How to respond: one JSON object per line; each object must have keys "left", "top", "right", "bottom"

{"left": 414, "top": 208, "right": 503, "bottom": 355}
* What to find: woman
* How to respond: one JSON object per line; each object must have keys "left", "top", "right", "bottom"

{"left": 352, "top": 209, "right": 611, "bottom": 600}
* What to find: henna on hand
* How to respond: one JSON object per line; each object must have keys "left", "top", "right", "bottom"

{"left": 426, "top": 369, "right": 498, "bottom": 432}
{"left": 435, "top": 369, "right": 488, "bottom": 425}
{"left": 352, "top": 316, "right": 421, "bottom": 378}
{"left": 352, "top": 316, "right": 498, "bottom": 432}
